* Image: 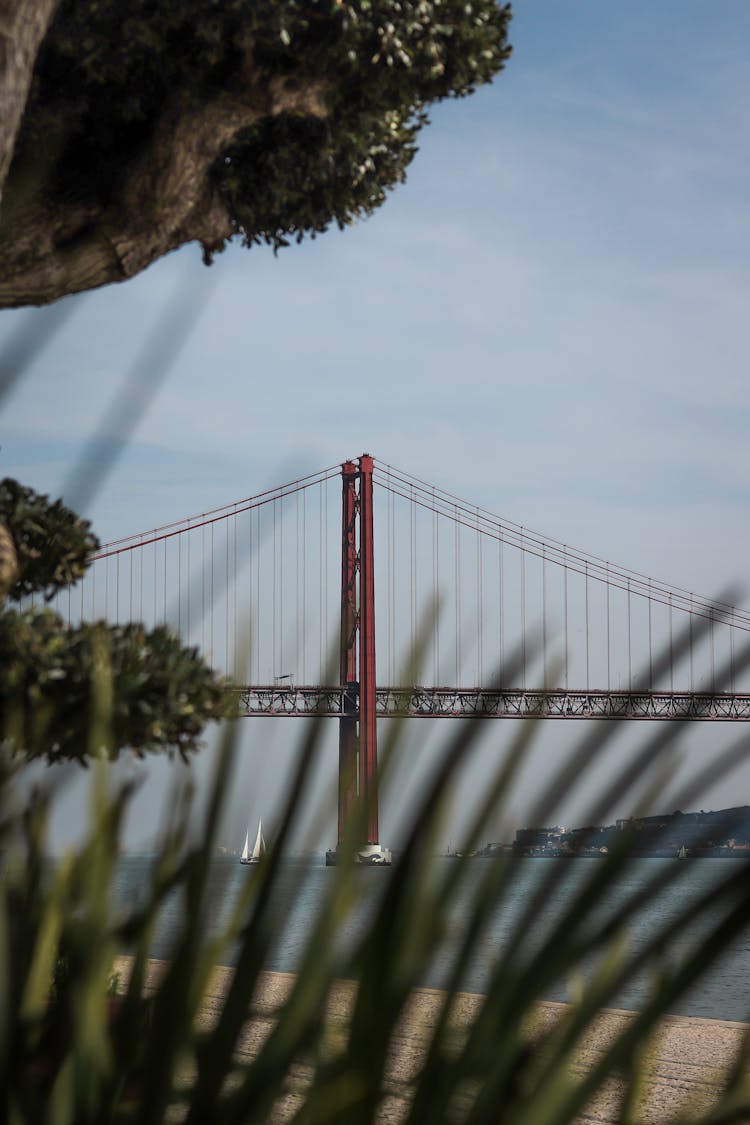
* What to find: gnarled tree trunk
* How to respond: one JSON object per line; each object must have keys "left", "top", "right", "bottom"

{"left": 0, "top": 63, "right": 328, "bottom": 307}
{"left": 0, "top": 0, "right": 60, "bottom": 202}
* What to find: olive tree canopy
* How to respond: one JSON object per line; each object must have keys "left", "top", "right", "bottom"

{"left": 0, "top": 479, "right": 234, "bottom": 763}
{"left": 0, "top": 0, "right": 512, "bottom": 308}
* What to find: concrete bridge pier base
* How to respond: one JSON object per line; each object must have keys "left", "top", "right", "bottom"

{"left": 325, "top": 843, "right": 393, "bottom": 867}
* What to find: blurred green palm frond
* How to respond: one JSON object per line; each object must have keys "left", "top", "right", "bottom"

{"left": 2, "top": 626, "right": 750, "bottom": 1125}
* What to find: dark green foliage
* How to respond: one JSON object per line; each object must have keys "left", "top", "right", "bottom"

{"left": 0, "top": 478, "right": 232, "bottom": 763}
{"left": 220, "top": 108, "right": 423, "bottom": 252}
{"left": 16, "top": 0, "right": 512, "bottom": 252}
{"left": 0, "top": 478, "right": 99, "bottom": 602}
{"left": 0, "top": 609, "right": 234, "bottom": 763}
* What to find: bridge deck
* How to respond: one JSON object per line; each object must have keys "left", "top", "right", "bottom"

{"left": 237, "top": 686, "right": 750, "bottom": 721}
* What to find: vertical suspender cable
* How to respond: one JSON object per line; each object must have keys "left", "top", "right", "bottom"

{"left": 304, "top": 486, "right": 309, "bottom": 682}
{"left": 648, "top": 579, "right": 653, "bottom": 688}
{"left": 139, "top": 536, "right": 144, "bottom": 621}
{"left": 233, "top": 510, "right": 238, "bottom": 676}
{"left": 281, "top": 499, "right": 287, "bottom": 675}
{"left": 280, "top": 495, "right": 285, "bottom": 678}
{"left": 201, "top": 525, "right": 205, "bottom": 654}
{"left": 605, "top": 563, "right": 611, "bottom": 691}
{"left": 187, "top": 526, "right": 191, "bottom": 647}
{"left": 177, "top": 534, "right": 182, "bottom": 636}
{"left": 210, "top": 524, "right": 215, "bottom": 660}
{"left": 730, "top": 612, "right": 735, "bottom": 693}
{"left": 253, "top": 505, "right": 258, "bottom": 681}
{"left": 128, "top": 553, "right": 133, "bottom": 621}
{"left": 563, "top": 547, "right": 568, "bottom": 690}
{"left": 541, "top": 544, "right": 547, "bottom": 689}
{"left": 436, "top": 500, "right": 441, "bottom": 684}
{"left": 225, "top": 523, "right": 230, "bottom": 673}
{"left": 520, "top": 530, "right": 526, "bottom": 691}
{"left": 433, "top": 499, "right": 438, "bottom": 684}
{"left": 669, "top": 593, "right": 673, "bottom": 693}
{"left": 627, "top": 578, "right": 632, "bottom": 691}
{"left": 413, "top": 486, "right": 420, "bottom": 657}
{"left": 689, "top": 595, "right": 694, "bottom": 693}
{"left": 455, "top": 506, "right": 461, "bottom": 686}
{"left": 385, "top": 479, "right": 391, "bottom": 682}
{"left": 585, "top": 561, "right": 590, "bottom": 692}
{"left": 499, "top": 536, "right": 504, "bottom": 684}
{"left": 272, "top": 500, "right": 277, "bottom": 677}
{"left": 256, "top": 506, "right": 261, "bottom": 681}
{"left": 163, "top": 538, "right": 168, "bottom": 625}
{"left": 325, "top": 482, "right": 329, "bottom": 674}
{"left": 296, "top": 491, "right": 301, "bottom": 684}
{"left": 710, "top": 608, "right": 715, "bottom": 692}
{"left": 248, "top": 508, "right": 253, "bottom": 675}
{"left": 115, "top": 554, "right": 120, "bottom": 624}
{"left": 393, "top": 479, "right": 398, "bottom": 679}
{"left": 391, "top": 483, "right": 396, "bottom": 681}
{"left": 319, "top": 481, "right": 326, "bottom": 675}
{"left": 318, "top": 483, "right": 323, "bottom": 680}
{"left": 301, "top": 490, "right": 306, "bottom": 685}
{"left": 477, "top": 516, "right": 483, "bottom": 686}
{"left": 410, "top": 488, "right": 417, "bottom": 660}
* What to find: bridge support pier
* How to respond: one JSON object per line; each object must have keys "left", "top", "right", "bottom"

{"left": 326, "top": 455, "right": 392, "bottom": 867}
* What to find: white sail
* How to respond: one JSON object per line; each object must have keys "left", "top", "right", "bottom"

{"left": 241, "top": 818, "right": 266, "bottom": 864}
{"left": 251, "top": 818, "right": 266, "bottom": 862}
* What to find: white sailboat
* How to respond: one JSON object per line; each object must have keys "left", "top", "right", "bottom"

{"left": 240, "top": 818, "right": 266, "bottom": 865}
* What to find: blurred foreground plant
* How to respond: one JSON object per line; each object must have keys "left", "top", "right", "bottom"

{"left": 3, "top": 645, "right": 750, "bottom": 1125}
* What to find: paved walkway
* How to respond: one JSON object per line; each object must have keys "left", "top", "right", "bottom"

{"left": 116, "top": 958, "right": 748, "bottom": 1122}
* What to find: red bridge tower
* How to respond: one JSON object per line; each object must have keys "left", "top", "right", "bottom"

{"left": 326, "top": 454, "right": 392, "bottom": 866}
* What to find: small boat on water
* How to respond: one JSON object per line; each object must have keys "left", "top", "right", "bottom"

{"left": 240, "top": 818, "right": 266, "bottom": 865}
{"left": 677, "top": 844, "right": 688, "bottom": 859}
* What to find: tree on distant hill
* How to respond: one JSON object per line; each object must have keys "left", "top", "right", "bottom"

{"left": 0, "top": 478, "right": 233, "bottom": 763}
{"left": 0, "top": 0, "right": 512, "bottom": 308}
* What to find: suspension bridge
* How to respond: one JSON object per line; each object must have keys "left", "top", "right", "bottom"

{"left": 59, "top": 454, "right": 750, "bottom": 863}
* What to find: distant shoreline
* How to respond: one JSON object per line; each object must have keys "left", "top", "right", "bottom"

{"left": 469, "top": 848, "right": 750, "bottom": 860}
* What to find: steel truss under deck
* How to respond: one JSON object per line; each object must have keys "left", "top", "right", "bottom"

{"left": 237, "top": 685, "right": 750, "bottom": 721}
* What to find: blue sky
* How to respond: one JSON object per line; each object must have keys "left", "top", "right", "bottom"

{"left": 2, "top": 1, "right": 750, "bottom": 850}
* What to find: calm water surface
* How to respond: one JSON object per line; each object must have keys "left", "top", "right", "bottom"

{"left": 111, "top": 857, "right": 750, "bottom": 1022}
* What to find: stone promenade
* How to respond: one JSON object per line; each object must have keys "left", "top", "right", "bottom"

{"left": 117, "top": 958, "right": 748, "bottom": 1122}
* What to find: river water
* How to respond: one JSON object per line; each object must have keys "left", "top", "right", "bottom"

{"left": 112, "top": 856, "right": 750, "bottom": 1022}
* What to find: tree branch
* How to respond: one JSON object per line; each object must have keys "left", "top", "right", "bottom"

{"left": 0, "top": 74, "right": 329, "bottom": 305}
